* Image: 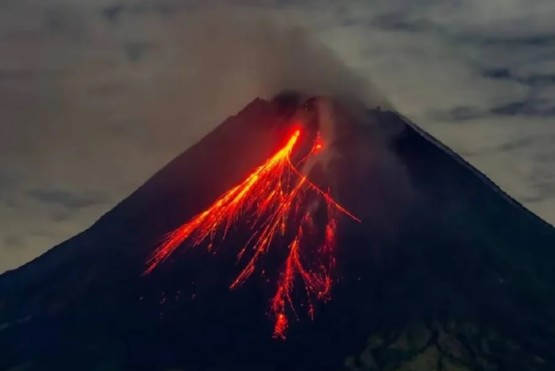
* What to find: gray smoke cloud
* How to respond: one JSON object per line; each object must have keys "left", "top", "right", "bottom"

{"left": 142, "top": 6, "right": 388, "bottom": 124}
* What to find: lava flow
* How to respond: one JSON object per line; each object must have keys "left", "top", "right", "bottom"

{"left": 145, "top": 124, "right": 360, "bottom": 339}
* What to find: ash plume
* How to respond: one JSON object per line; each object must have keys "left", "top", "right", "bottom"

{"left": 156, "top": 6, "right": 390, "bottom": 125}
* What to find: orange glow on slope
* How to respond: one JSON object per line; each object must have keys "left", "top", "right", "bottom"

{"left": 145, "top": 126, "right": 359, "bottom": 339}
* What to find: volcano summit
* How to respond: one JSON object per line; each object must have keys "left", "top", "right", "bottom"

{"left": 0, "top": 95, "right": 554, "bottom": 371}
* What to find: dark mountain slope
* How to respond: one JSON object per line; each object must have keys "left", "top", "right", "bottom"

{"left": 0, "top": 97, "right": 554, "bottom": 371}
{"left": 339, "top": 110, "right": 555, "bottom": 371}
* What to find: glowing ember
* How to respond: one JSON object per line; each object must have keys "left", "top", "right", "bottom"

{"left": 145, "top": 125, "right": 359, "bottom": 339}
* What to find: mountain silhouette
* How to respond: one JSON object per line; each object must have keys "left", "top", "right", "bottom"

{"left": 1, "top": 95, "right": 554, "bottom": 371}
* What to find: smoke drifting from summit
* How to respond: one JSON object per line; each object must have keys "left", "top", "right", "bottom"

{"left": 153, "top": 7, "right": 388, "bottom": 128}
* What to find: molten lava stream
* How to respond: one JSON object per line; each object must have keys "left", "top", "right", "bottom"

{"left": 145, "top": 126, "right": 359, "bottom": 339}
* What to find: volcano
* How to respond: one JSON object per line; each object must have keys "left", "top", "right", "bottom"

{"left": 1, "top": 95, "right": 554, "bottom": 371}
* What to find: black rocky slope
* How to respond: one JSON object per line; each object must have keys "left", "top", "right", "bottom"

{"left": 0, "top": 98, "right": 554, "bottom": 371}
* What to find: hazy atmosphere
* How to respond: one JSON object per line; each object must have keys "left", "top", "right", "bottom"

{"left": 1, "top": 0, "right": 555, "bottom": 273}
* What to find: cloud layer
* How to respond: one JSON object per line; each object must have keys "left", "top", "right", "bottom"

{"left": 1, "top": 0, "right": 554, "bottom": 272}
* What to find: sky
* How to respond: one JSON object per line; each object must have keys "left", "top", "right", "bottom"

{"left": 1, "top": 0, "right": 554, "bottom": 273}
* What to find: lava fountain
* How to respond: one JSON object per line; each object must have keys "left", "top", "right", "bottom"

{"left": 145, "top": 121, "right": 360, "bottom": 339}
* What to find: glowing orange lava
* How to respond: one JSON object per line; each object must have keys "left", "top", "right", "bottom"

{"left": 145, "top": 126, "right": 359, "bottom": 339}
